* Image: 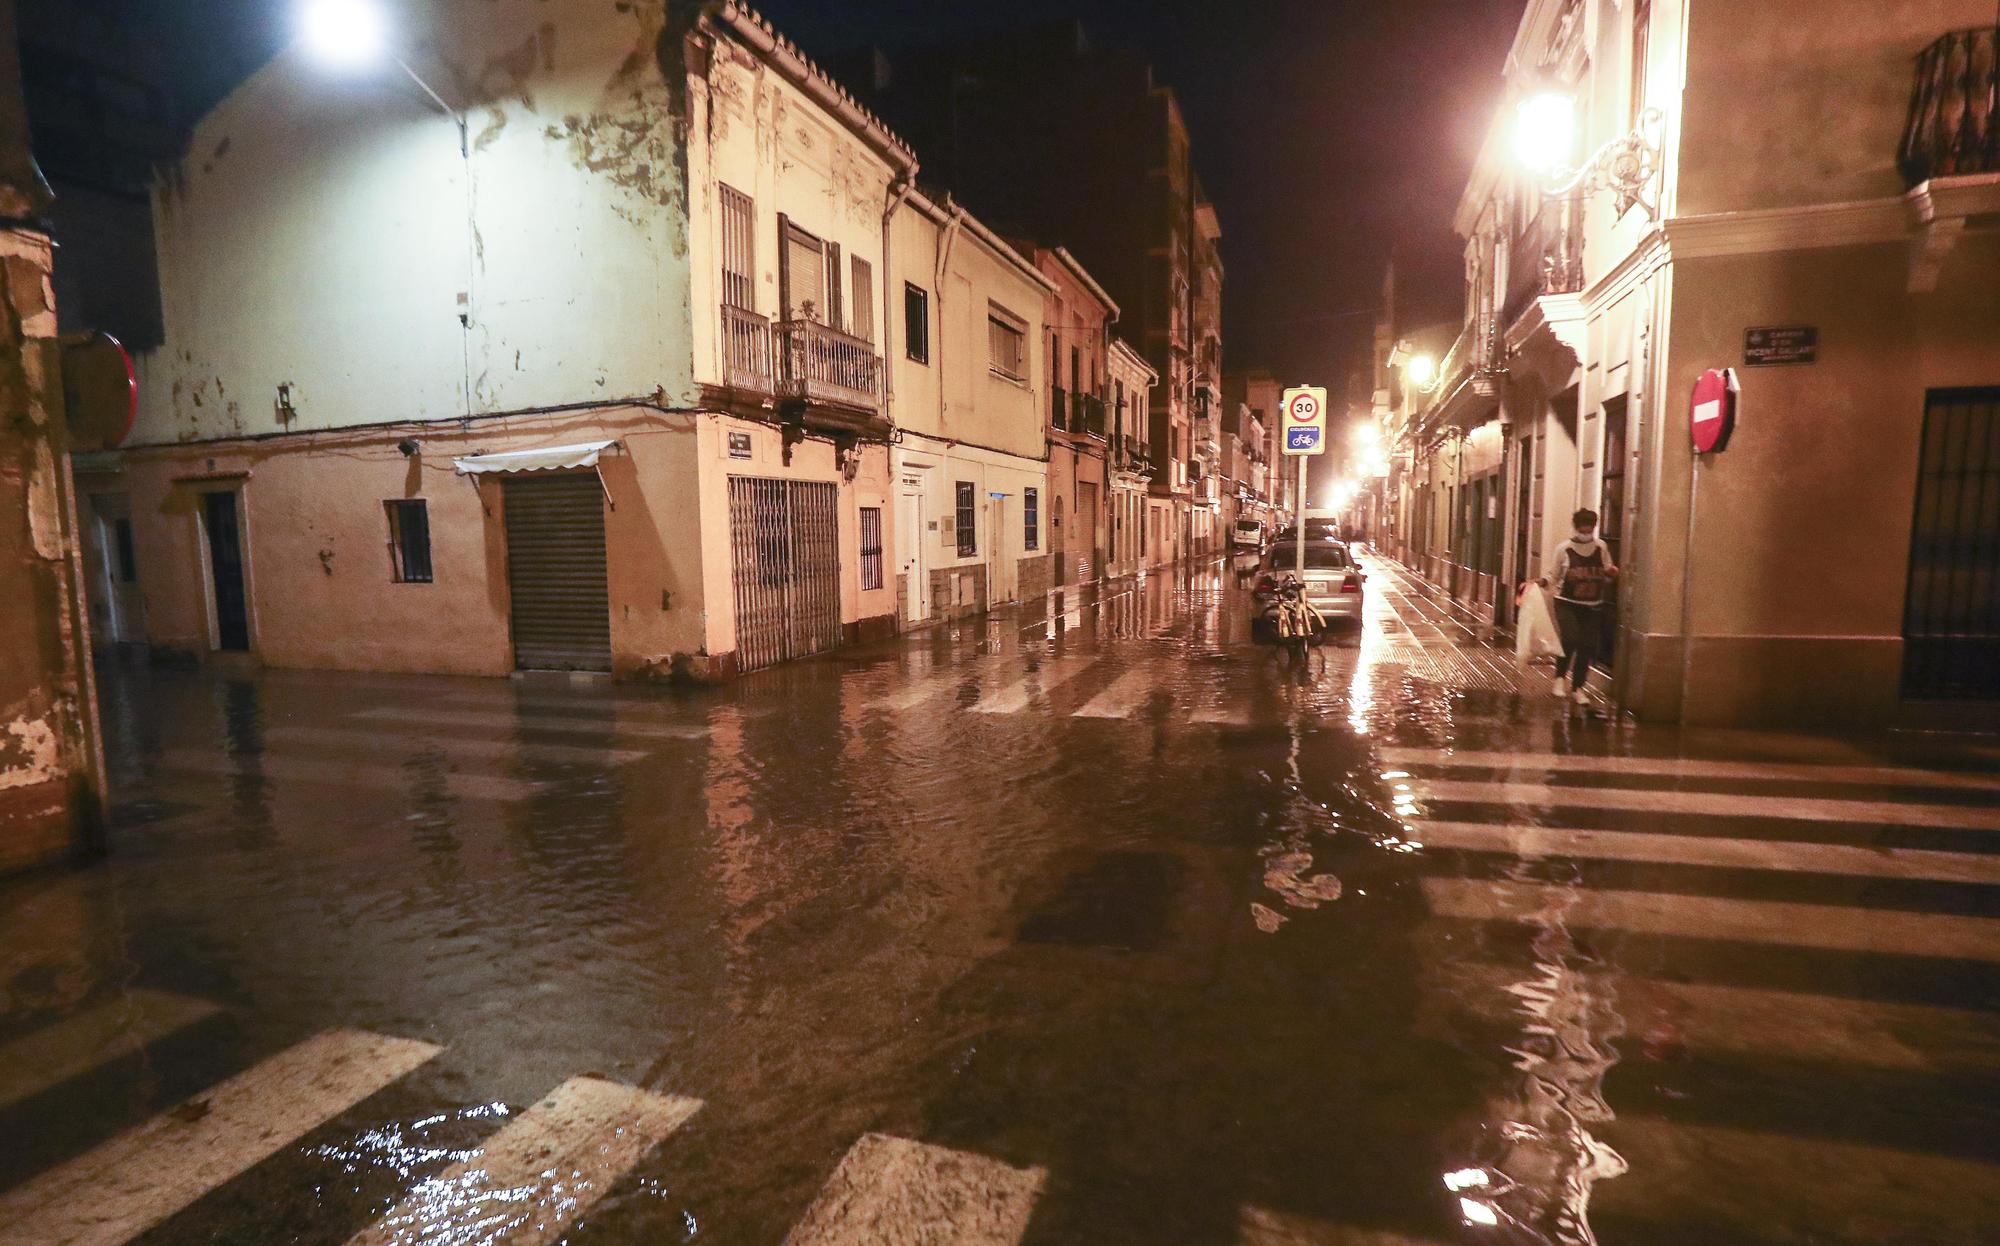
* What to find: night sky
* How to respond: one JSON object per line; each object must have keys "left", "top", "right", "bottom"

{"left": 24, "top": 0, "right": 1524, "bottom": 385}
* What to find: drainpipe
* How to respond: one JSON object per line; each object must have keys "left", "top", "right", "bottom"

{"left": 934, "top": 194, "right": 966, "bottom": 427}
{"left": 880, "top": 171, "right": 916, "bottom": 430}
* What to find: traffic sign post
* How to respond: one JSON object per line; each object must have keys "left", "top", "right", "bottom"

{"left": 1679, "top": 367, "right": 1741, "bottom": 719}
{"left": 1280, "top": 386, "right": 1328, "bottom": 587}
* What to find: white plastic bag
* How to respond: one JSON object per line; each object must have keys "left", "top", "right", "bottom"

{"left": 1515, "top": 582, "right": 1564, "bottom": 662}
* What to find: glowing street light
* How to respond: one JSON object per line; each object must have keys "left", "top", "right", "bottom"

{"left": 296, "top": 0, "right": 467, "bottom": 153}
{"left": 1405, "top": 352, "right": 1438, "bottom": 390}
{"left": 1514, "top": 90, "right": 1577, "bottom": 178}
{"left": 298, "top": 0, "right": 389, "bottom": 71}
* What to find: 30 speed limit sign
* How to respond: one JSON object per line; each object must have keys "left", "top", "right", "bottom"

{"left": 1280, "top": 385, "right": 1328, "bottom": 456}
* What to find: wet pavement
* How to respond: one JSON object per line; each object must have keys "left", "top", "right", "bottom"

{"left": 3, "top": 552, "right": 1998, "bottom": 1245}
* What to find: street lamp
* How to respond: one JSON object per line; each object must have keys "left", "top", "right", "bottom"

{"left": 297, "top": 0, "right": 468, "bottom": 154}
{"left": 1514, "top": 87, "right": 1663, "bottom": 220}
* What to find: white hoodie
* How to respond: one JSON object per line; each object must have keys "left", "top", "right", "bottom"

{"left": 1548, "top": 536, "right": 1614, "bottom": 606}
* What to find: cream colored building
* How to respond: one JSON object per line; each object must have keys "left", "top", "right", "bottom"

{"left": 77, "top": 1, "right": 918, "bottom": 679}
{"left": 1395, "top": 0, "right": 1999, "bottom": 726}
{"left": 885, "top": 191, "right": 1053, "bottom": 626}
{"left": 1106, "top": 338, "right": 1159, "bottom": 580}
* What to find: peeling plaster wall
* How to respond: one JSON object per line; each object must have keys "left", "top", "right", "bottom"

{"left": 133, "top": 0, "right": 697, "bottom": 446}
{"left": 0, "top": 228, "right": 103, "bottom": 871}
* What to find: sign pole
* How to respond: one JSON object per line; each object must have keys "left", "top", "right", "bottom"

{"left": 1296, "top": 454, "right": 1308, "bottom": 583}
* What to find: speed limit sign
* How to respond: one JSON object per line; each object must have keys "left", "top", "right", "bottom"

{"left": 1280, "top": 385, "right": 1328, "bottom": 456}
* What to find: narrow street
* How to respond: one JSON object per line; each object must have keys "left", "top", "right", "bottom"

{"left": 2, "top": 553, "right": 1995, "bottom": 1245}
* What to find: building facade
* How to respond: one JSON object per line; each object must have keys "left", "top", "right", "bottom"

{"left": 1392, "top": 0, "right": 2000, "bottom": 726}
{"left": 1027, "top": 244, "right": 1116, "bottom": 597}
{"left": 885, "top": 192, "right": 1053, "bottom": 625}
{"left": 76, "top": 0, "right": 917, "bottom": 681}
{"left": 1105, "top": 337, "right": 1158, "bottom": 579}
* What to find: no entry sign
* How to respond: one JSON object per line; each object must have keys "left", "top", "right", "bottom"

{"left": 1690, "top": 368, "right": 1739, "bottom": 455}
{"left": 1281, "top": 386, "right": 1328, "bottom": 456}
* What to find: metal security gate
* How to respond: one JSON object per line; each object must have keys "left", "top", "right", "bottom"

{"left": 728, "top": 477, "right": 842, "bottom": 672}
{"left": 503, "top": 474, "right": 611, "bottom": 671}
{"left": 1902, "top": 387, "right": 2000, "bottom": 700}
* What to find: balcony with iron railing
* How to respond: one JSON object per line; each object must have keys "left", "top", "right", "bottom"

{"left": 1899, "top": 26, "right": 1999, "bottom": 187}
{"left": 1071, "top": 393, "right": 1108, "bottom": 439}
{"left": 1050, "top": 385, "right": 1069, "bottom": 431}
{"left": 774, "top": 319, "right": 882, "bottom": 413}
{"left": 721, "top": 305, "right": 775, "bottom": 395}
{"left": 1502, "top": 195, "right": 1585, "bottom": 328}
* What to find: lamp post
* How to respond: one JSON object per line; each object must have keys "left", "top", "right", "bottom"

{"left": 1515, "top": 88, "right": 1663, "bottom": 221}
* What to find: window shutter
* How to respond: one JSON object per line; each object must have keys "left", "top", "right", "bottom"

{"left": 825, "top": 242, "right": 843, "bottom": 330}
{"left": 777, "top": 212, "right": 792, "bottom": 319}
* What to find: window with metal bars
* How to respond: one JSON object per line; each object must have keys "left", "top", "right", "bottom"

{"left": 988, "top": 305, "right": 1026, "bottom": 382}
{"left": 720, "top": 183, "right": 755, "bottom": 310}
{"left": 386, "top": 499, "right": 433, "bottom": 583}
{"left": 859, "top": 506, "right": 883, "bottom": 590}
{"left": 955, "top": 481, "right": 977, "bottom": 556}
{"left": 1023, "top": 487, "right": 1039, "bottom": 552}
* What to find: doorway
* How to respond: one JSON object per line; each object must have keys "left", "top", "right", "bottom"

{"left": 1902, "top": 387, "right": 2000, "bottom": 700}
{"left": 201, "top": 490, "right": 250, "bottom": 652}
{"left": 87, "top": 493, "right": 145, "bottom": 649}
{"left": 727, "top": 476, "right": 842, "bottom": 672}
{"left": 899, "top": 485, "right": 928, "bottom": 625}
{"left": 503, "top": 473, "right": 612, "bottom": 672}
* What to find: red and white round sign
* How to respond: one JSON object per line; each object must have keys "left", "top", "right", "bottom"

{"left": 1286, "top": 392, "right": 1320, "bottom": 422}
{"left": 1690, "top": 367, "right": 1739, "bottom": 455}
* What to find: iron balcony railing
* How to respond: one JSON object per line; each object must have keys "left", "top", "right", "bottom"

{"left": 1071, "top": 393, "right": 1107, "bottom": 438}
{"left": 721, "top": 305, "right": 775, "bottom": 394}
{"left": 775, "top": 319, "right": 882, "bottom": 411}
{"left": 1899, "top": 26, "right": 1999, "bottom": 186}
{"left": 1502, "top": 195, "right": 1585, "bottom": 327}
{"left": 1050, "top": 385, "right": 1069, "bottom": 430}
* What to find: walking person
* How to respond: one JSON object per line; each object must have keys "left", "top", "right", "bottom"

{"left": 1542, "top": 508, "right": 1618, "bottom": 706}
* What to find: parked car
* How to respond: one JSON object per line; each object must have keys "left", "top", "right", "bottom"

{"left": 1269, "top": 517, "right": 1344, "bottom": 546}
{"left": 1231, "top": 519, "right": 1265, "bottom": 550}
{"left": 1252, "top": 540, "right": 1365, "bottom": 640}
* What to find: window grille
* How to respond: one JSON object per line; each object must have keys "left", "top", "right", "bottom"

{"left": 955, "top": 481, "right": 977, "bottom": 556}
{"left": 859, "top": 506, "right": 883, "bottom": 590}
{"left": 386, "top": 499, "right": 433, "bottom": 583}
{"left": 720, "top": 184, "right": 755, "bottom": 310}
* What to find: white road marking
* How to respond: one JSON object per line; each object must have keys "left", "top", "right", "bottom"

{"left": 353, "top": 706, "right": 706, "bottom": 741}
{"left": 1411, "top": 820, "right": 2000, "bottom": 885}
{"left": 783, "top": 1133, "right": 1044, "bottom": 1246}
{"left": 1071, "top": 667, "right": 1158, "bottom": 719}
{"left": 1238, "top": 1205, "right": 1448, "bottom": 1244}
{"left": 1594, "top": 1118, "right": 2000, "bottom": 1242}
{"left": 971, "top": 658, "right": 1097, "bottom": 715}
{"left": 0, "top": 990, "right": 222, "bottom": 1113}
{"left": 155, "top": 750, "right": 545, "bottom": 803}
{"left": 1375, "top": 747, "right": 2000, "bottom": 792}
{"left": 876, "top": 654, "right": 1013, "bottom": 712}
{"left": 344, "top": 1076, "right": 701, "bottom": 1246}
{"left": 0, "top": 1029, "right": 442, "bottom": 1246}
{"left": 1406, "top": 778, "right": 2000, "bottom": 831}
{"left": 1446, "top": 962, "right": 2000, "bottom": 1073}
{"left": 268, "top": 726, "right": 646, "bottom": 767}
{"left": 1422, "top": 878, "right": 2000, "bottom": 962}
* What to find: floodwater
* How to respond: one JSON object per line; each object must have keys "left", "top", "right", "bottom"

{"left": 2, "top": 554, "right": 1997, "bottom": 1245}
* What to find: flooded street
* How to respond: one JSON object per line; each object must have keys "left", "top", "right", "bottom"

{"left": 3, "top": 555, "right": 1997, "bottom": 1246}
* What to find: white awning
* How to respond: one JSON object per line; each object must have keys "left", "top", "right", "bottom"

{"left": 452, "top": 440, "right": 616, "bottom": 476}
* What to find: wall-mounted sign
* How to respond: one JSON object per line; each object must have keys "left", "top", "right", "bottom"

{"left": 1690, "top": 367, "right": 1740, "bottom": 455}
{"left": 1744, "top": 325, "right": 1817, "bottom": 367}
{"left": 727, "top": 431, "right": 753, "bottom": 459}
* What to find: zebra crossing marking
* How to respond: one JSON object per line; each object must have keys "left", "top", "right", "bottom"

{"left": 1071, "top": 666, "right": 1158, "bottom": 719}
{"left": 781, "top": 1133, "right": 1044, "bottom": 1246}
{"left": 1412, "top": 820, "right": 2000, "bottom": 885}
{"left": 1422, "top": 877, "right": 2000, "bottom": 962}
{"left": 268, "top": 726, "right": 647, "bottom": 768}
{"left": 0, "top": 990, "right": 221, "bottom": 1113}
{"left": 154, "top": 750, "right": 545, "bottom": 804}
{"left": 344, "top": 1076, "right": 701, "bottom": 1246}
{"left": 971, "top": 657, "right": 1097, "bottom": 715}
{"left": 1376, "top": 747, "right": 2000, "bottom": 792}
{"left": 1405, "top": 778, "right": 2000, "bottom": 831}
{"left": 1237, "top": 1205, "right": 1448, "bottom": 1244}
{"left": 354, "top": 706, "right": 707, "bottom": 741}
{"left": 0, "top": 1029, "right": 441, "bottom": 1246}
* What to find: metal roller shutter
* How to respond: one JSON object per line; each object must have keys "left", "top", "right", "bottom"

{"left": 503, "top": 474, "right": 611, "bottom": 671}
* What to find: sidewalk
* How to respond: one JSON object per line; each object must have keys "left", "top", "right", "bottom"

{"left": 1362, "top": 555, "right": 1600, "bottom": 702}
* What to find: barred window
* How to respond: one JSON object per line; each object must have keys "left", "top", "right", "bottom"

{"left": 719, "top": 183, "right": 755, "bottom": 310}
{"left": 1023, "top": 487, "right": 1039, "bottom": 552}
{"left": 988, "top": 305, "right": 1026, "bottom": 382}
{"left": 859, "top": 506, "right": 883, "bottom": 590}
{"left": 955, "top": 481, "right": 976, "bottom": 556}
{"left": 385, "top": 499, "right": 432, "bottom": 583}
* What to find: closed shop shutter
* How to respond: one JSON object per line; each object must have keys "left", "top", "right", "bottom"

{"left": 729, "top": 477, "right": 843, "bottom": 672}
{"left": 503, "top": 474, "right": 611, "bottom": 671}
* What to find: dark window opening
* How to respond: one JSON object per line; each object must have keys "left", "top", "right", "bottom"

{"left": 904, "top": 283, "right": 930, "bottom": 363}
{"left": 1024, "top": 486, "right": 1039, "bottom": 552}
{"left": 955, "top": 481, "right": 976, "bottom": 556}
{"left": 112, "top": 516, "right": 137, "bottom": 583}
{"left": 859, "top": 506, "right": 884, "bottom": 590}
{"left": 387, "top": 499, "right": 434, "bottom": 583}
{"left": 1601, "top": 396, "right": 1629, "bottom": 567}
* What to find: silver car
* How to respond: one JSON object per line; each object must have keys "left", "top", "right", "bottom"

{"left": 1254, "top": 540, "right": 1365, "bottom": 635}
